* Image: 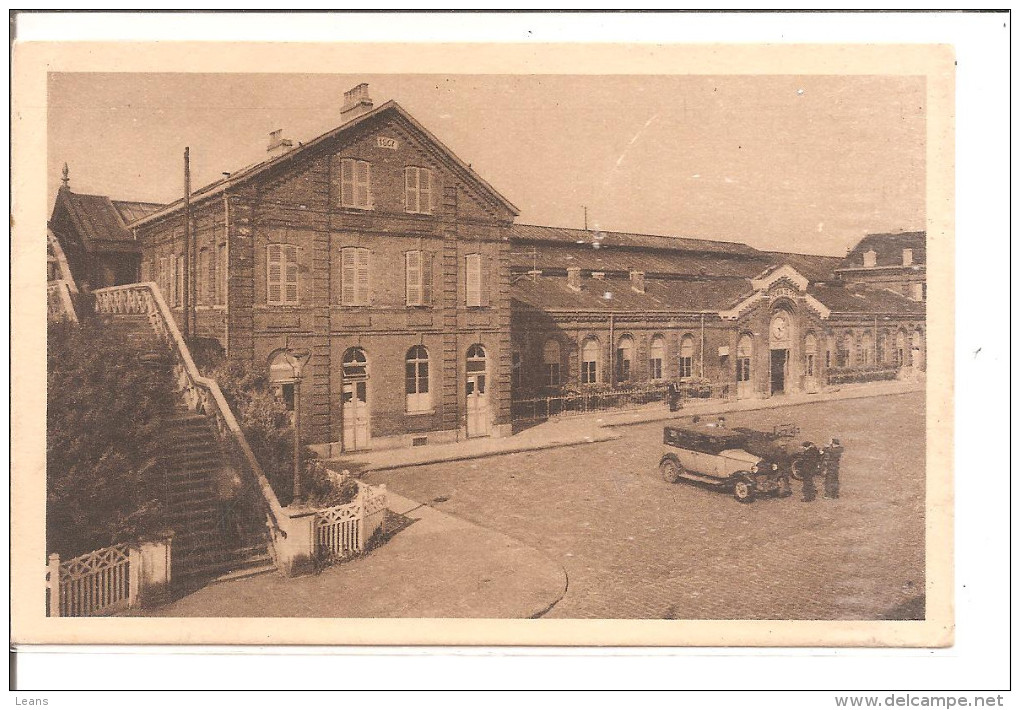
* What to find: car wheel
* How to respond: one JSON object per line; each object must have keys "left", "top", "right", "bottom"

{"left": 660, "top": 458, "right": 683, "bottom": 484}
{"left": 733, "top": 476, "right": 756, "bottom": 503}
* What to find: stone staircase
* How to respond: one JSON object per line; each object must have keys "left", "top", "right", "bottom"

{"left": 99, "top": 312, "right": 275, "bottom": 588}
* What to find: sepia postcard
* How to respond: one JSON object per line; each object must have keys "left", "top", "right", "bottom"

{"left": 11, "top": 39, "right": 955, "bottom": 648}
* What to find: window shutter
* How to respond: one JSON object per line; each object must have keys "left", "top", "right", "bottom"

{"left": 267, "top": 244, "right": 282, "bottom": 304}
{"left": 341, "top": 247, "right": 355, "bottom": 305}
{"left": 466, "top": 253, "right": 481, "bottom": 307}
{"left": 356, "top": 161, "right": 370, "bottom": 208}
{"left": 340, "top": 158, "right": 355, "bottom": 207}
{"left": 405, "top": 167, "right": 417, "bottom": 213}
{"left": 285, "top": 245, "right": 299, "bottom": 304}
{"left": 480, "top": 253, "right": 490, "bottom": 307}
{"left": 422, "top": 251, "right": 433, "bottom": 305}
{"left": 420, "top": 169, "right": 432, "bottom": 213}
{"left": 405, "top": 250, "right": 422, "bottom": 306}
{"left": 356, "top": 247, "right": 370, "bottom": 305}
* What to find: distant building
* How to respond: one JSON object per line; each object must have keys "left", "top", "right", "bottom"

{"left": 48, "top": 165, "right": 163, "bottom": 289}
{"left": 52, "top": 84, "right": 927, "bottom": 455}
{"left": 834, "top": 231, "right": 926, "bottom": 302}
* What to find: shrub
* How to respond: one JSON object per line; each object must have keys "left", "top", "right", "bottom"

{"left": 47, "top": 320, "right": 177, "bottom": 558}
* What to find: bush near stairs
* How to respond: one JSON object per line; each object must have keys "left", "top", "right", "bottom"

{"left": 46, "top": 318, "right": 177, "bottom": 559}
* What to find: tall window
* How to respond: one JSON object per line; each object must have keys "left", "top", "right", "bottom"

{"left": 861, "top": 333, "right": 873, "bottom": 366}
{"left": 404, "top": 166, "right": 433, "bottom": 214}
{"left": 804, "top": 333, "right": 817, "bottom": 377}
{"left": 466, "top": 253, "right": 486, "bottom": 307}
{"left": 339, "top": 158, "right": 372, "bottom": 209}
{"left": 896, "top": 331, "right": 907, "bottom": 367}
{"left": 616, "top": 336, "right": 634, "bottom": 382}
{"left": 542, "top": 339, "right": 561, "bottom": 387}
{"left": 649, "top": 336, "right": 665, "bottom": 381}
{"left": 207, "top": 245, "right": 218, "bottom": 304}
{"left": 902, "top": 248, "right": 913, "bottom": 266}
{"left": 175, "top": 255, "right": 185, "bottom": 307}
{"left": 405, "top": 345, "right": 431, "bottom": 412}
{"left": 863, "top": 249, "right": 877, "bottom": 267}
{"left": 581, "top": 338, "right": 600, "bottom": 385}
{"left": 840, "top": 334, "right": 854, "bottom": 367}
{"left": 679, "top": 335, "right": 695, "bottom": 378}
{"left": 168, "top": 256, "right": 178, "bottom": 306}
{"left": 405, "top": 250, "right": 433, "bottom": 306}
{"left": 736, "top": 335, "right": 752, "bottom": 382}
{"left": 198, "top": 247, "right": 210, "bottom": 305}
{"left": 511, "top": 352, "right": 522, "bottom": 391}
{"left": 911, "top": 283, "right": 924, "bottom": 301}
{"left": 216, "top": 243, "right": 227, "bottom": 305}
{"left": 341, "top": 247, "right": 370, "bottom": 306}
{"left": 267, "top": 244, "right": 299, "bottom": 305}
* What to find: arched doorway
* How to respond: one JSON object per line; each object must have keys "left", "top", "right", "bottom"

{"left": 769, "top": 311, "right": 793, "bottom": 395}
{"left": 736, "top": 334, "right": 753, "bottom": 400}
{"left": 341, "top": 347, "right": 370, "bottom": 451}
{"left": 465, "top": 344, "right": 490, "bottom": 438}
{"left": 911, "top": 329, "right": 924, "bottom": 372}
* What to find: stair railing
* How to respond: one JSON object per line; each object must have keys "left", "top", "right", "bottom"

{"left": 93, "top": 283, "right": 287, "bottom": 555}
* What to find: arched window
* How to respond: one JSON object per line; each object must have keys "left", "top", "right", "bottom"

{"left": 405, "top": 345, "right": 431, "bottom": 412}
{"left": 679, "top": 334, "right": 695, "bottom": 379}
{"left": 736, "top": 335, "right": 752, "bottom": 382}
{"left": 466, "top": 344, "right": 487, "bottom": 373}
{"left": 616, "top": 335, "right": 634, "bottom": 382}
{"left": 861, "top": 332, "right": 873, "bottom": 366}
{"left": 804, "top": 333, "right": 817, "bottom": 377}
{"left": 649, "top": 335, "right": 666, "bottom": 381}
{"left": 896, "top": 330, "right": 907, "bottom": 367}
{"left": 840, "top": 333, "right": 854, "bottom": 368}
{"left": 911, "top": 329, "right": 924, "bottom": 368}
{"left": 542, "top": 339, "right": 561, "bottom": 387}
{"left": 581, "top": 338, "right": 600, "bottom": 385}
{"left": 341, "top": 347, "right": 368, "bottom": 406}
{"left": 877, "top": 331, "right": 888, "bottom": 364}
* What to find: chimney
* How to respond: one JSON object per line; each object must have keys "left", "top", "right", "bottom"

{"left": 341, "top": 83, "right": 374, "bottom": 123}
{"left": 267, "top": 129, "right": 294, "bottom": 158}
{"left": 567, "top": 266, "right": 582, "bottom": 291}
{"left": 630, "top": 270, "right": 645, "bottom": 294}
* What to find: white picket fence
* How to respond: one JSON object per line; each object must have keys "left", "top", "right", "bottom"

{"left": 313, "top": 484, "right": 387, "bottom": 562}
{"left": 46, "top": 539, "right": 172, "bottom": 617}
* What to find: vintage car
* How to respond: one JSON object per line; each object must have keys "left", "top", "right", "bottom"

{"left": 658, "top": 421, "right": 799, "bottom": 502}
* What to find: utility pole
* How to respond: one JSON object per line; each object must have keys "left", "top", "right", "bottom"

{"left": 183, "top": 147, "right": 192, "bottom": 340}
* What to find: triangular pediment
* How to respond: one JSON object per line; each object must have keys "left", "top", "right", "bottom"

{"left": 750, "top": 264, "right": 810, "bottom": 293}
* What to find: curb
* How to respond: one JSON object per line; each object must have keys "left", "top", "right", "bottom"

{"left": 598, "top": 383, "right": 924, "bottom": 430}
{"left": 355, "top": 431, "right": 620, "bottom": 473}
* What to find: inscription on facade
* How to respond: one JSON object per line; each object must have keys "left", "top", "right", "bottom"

{"left": 376, "top": 136, "right": 399, "bottom": 150}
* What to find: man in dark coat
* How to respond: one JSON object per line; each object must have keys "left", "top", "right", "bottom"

{"left": 798, "top": 441, "right": 822, "bottom": 502}
{"left": 822, "top": 438, "right": 845, "bottom": 499}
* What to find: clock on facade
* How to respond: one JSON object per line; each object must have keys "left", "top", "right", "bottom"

{"left": 771, "top": 315, "right": 789, "bottom": 340}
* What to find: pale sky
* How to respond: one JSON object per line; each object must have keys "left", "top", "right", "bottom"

{"left": 48, "top": 73, "right": 925, "bottom": 256}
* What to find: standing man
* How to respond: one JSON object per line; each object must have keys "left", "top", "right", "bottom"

{"left": 822, "top": 438, "right": 845, "bottom": 499}
{"left": 798, "top": 441, "right": 822, "bottom": 502}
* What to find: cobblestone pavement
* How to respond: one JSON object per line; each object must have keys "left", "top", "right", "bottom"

{"left": 365, "top": 392, "right": 926, "bottom": 620}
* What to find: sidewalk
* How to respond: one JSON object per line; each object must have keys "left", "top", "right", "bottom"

{"left": 598, "top": 378, "right": 925, "bottom": 429}
{"left": 327, "top": 378, "right": 923, "bottom": 473}
{"left": 327, "top": 416, "right": 619, "bottom": 474}
{"left": 149, "top": 491, "right": 567, "bottom": 619}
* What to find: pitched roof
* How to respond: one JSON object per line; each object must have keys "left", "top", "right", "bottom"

{"left": 512, "top": 275, "right": 752, "bottom": 314}
{"left": 762, "top": 251, "right": 843, "bottom": 283}
{"left": 112, "top": 200, "right": 164, "bottom": 225}
{"left": 128, "top": 100, "right": 519, "bottom": 228}
{"left": 51, "top": 189, "right": 146, "bottom": 253}
{"left": 511, "top": 223, "right": 759, "bottom": 257}
{"left": 839, "top": 231, "right": 926, "bottom": 270}
{"left": 808, "top": 284, "right": 924, "bottom": 315}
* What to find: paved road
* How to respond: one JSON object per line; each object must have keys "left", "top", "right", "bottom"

{"left": 365, "top": 392, "right": 926, "bottom": 620}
